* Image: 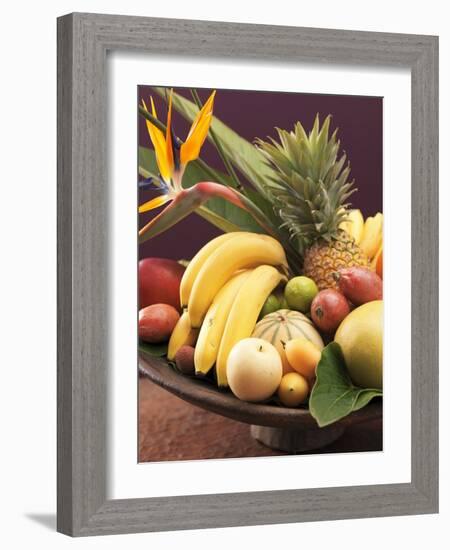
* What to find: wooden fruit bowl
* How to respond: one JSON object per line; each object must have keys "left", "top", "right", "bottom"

{"left": 139, "top": 353, "right": 382, "bottom": 453}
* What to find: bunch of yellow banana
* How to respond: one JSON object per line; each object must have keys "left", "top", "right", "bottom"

{"left": 340, "top": 209, "right": 383, "bottom": 266}
{"left": 169, "top": 232, "right": 288, "bottom": 387}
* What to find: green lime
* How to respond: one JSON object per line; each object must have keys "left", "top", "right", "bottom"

{"left": 276, "top": 294, "right": 289, "bottom": 310}
{"left": 284, "top": 276, "right": 318, "bottom": 313}
{"left": 259, "top": 294, "right": 281, "bottom": 319}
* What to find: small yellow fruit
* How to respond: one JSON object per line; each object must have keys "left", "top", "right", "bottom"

{"left": 226, "top": 338, "right": 282, "bottom": 402}
{"left": 277, "top": 372, "right": 309, "bottom": 407}
{"left": 284, "top": 338, "right": 322, "bottom": 380}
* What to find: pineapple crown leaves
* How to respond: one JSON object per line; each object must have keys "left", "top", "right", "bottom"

{"left": 255, "top": 114, "right": 356, "bottom": 254}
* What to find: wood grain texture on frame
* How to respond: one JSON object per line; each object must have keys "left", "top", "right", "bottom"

{"left": 57, "top": 12, "right": 438, "bottom": 536}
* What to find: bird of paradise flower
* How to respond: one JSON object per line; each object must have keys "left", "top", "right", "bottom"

{"left": 138, "top": 89, "right": 275, "bottom": 241}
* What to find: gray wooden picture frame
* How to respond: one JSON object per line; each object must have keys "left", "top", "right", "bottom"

{"left": 57, "top": 12, "right": 439, "bottom": 537}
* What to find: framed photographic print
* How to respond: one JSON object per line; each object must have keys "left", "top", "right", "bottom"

{"left": 137, "top": 86, "right": 384, "bottom": 460}
{"left": 57, "top": 13, "right": 438, "bottom": 536}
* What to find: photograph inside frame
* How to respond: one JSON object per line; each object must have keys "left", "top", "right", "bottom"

{"left": 137, "top": 86, "right": 383, "bottom": 462}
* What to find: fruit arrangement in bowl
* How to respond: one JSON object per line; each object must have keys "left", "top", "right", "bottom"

{"left": 138, "top": 88, "right": 384, "bottom": 435}
{"left": 139, "top": 224, "right": 383, "bottom": 429}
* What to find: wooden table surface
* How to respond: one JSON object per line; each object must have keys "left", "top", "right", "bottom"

{"left": 139, "top": 377, "right": 382, "bottom": 462}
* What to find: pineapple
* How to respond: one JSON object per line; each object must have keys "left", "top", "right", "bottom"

{"left": 257, "top": 115, "right": 370, "bottom": 289}
{"left": 303, "top": 229, "right": 369, "bottom": 289}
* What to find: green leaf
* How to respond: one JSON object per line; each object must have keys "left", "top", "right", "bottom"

{"left": 196, "top": 206, "right": 250, "bottom": 233}
{"left": 246, "top": 189, "right": 280, "bottom": 227}
{"left": 139, "top": 342, "right": 168, "bottom": 357}
{"left": 138, "top": 146, "right": 264, "bottom": 234}
{"left": 309, "top": 342, "right": 382, "bottom": 427}
{"left": 139, "top": 166, "right": 153, "bottom": 179}
{"left": 202, "top": 196, "right": 265, "bottom": 234}
{"left": 139, "top": 146, "right": 158, "bottom": 177}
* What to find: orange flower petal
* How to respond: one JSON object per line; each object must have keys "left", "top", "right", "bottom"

{"left": 165, "top": 91, "right": 175, "bottom": 176}
{"left": 138, "top": 194, "right": 171, "bottom": 213}
{"left": 180, "top": 90, "right": 216, "bottom": 165}
{"left": 185, "top": 91, "right": 215, "bottom": 141}
{"left": 142, "top": 98, "right": 172, "bottom": 182}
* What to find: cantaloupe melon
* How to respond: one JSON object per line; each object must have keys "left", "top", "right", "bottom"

{"left": 252, "top": 309, "right": 324, "bottom": 374}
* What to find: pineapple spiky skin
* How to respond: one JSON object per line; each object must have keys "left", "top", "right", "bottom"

{"left": 303, "top": 230, "right": 370, "bottom": 290}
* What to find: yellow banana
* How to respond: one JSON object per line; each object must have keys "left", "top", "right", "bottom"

{"left": 359, "top": 212, "right": 383, "bottom": 260}
{"left": 194, "top": 270, "right": 252, "bottom": 375}
{"left": 167, "top": 311, "right": 199, "bottom": 360}
{"left": 339, "top": 209, "right": 364, "bottom": 245}
{"left": 216, "top": 265, "right": 284, "bottom": 387}
{"left": 188, "top": 233, "right": 288, "bottom": 327}
{"left": 179, "top": 232, "right": 245, "bottom": 307}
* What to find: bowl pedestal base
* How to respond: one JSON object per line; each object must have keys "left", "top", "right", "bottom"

{"left": 250, "top": 423, "right": 346, "bottom": 453}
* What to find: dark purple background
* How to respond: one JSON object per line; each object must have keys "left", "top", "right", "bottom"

{"left": 138, "top": 87, "right": 382, "bottom": 261}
